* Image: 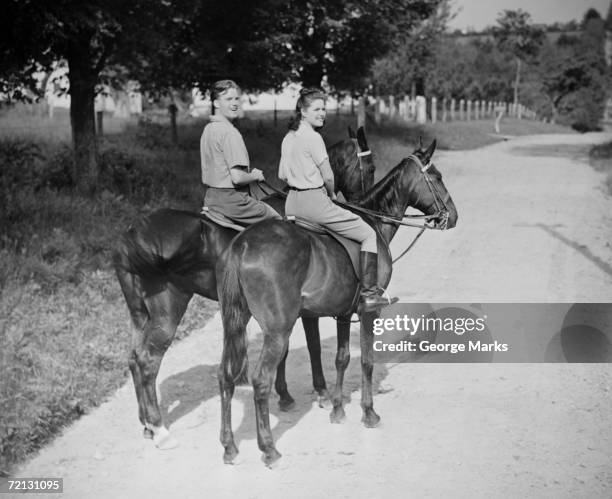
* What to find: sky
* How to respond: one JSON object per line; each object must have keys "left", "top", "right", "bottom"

{"left": 447, "top": 0, "right": 611, "bottom": 31}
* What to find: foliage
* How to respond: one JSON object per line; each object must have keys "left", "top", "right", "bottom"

{"left": 537, "top": 9, "right": 610, "bottom": 131}
{"left": 424, "top": 38, "right": 515, "bottom": 100}
{"left": 369, "top": 0, "right": 453, "bottom": 96}
{"left": 492, "top": 9, "right": 545, "bottom": 62}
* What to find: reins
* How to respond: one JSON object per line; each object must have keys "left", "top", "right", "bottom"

{"left": 258, "top": 153, "right": 450, "bottom": 265}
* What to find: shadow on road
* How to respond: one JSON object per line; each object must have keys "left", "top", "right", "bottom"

{"left": 158, "top": 331, "right": 389, "bottom": 449}
{"left": 514, "top": 222, "right": 612, "bottom": 278}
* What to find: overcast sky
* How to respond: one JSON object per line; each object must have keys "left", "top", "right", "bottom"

{"left": 448, "top": 0, "right": 611, "bottom": 31}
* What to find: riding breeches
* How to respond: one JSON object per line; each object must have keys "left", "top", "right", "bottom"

{"left": 204, "top": 187, "right": 282, "bottom": 224}
{"left": 285, "top": 186, "right": 377, "bottom": 253}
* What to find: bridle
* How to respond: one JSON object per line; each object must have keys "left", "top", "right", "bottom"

{"left": 353, "top": 139, "right": 371, "bottom": 196}
{"left": 334, "top": 154, "right": 451, "bottom": 263}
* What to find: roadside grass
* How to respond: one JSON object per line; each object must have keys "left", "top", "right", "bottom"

{"left": 589, "top": 140, "right": 612, "bottom": 196}
{"left": 0, "top": 104, "right": 573, "bottom": 473}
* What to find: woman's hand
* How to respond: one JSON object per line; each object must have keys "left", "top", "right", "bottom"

{"left": 251, "top": 168, "right": 265, "bottom": 182}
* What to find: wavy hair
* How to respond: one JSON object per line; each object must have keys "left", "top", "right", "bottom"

{"left": 287, "top": 87, "right": 327, "bottom": 131}
{"left": 210, "top": 80, "right": 241, "bottom": 114}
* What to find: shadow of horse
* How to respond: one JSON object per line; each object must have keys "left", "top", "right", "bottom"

{"left": 158, "top": 331, "right": 390, "bottom": 446}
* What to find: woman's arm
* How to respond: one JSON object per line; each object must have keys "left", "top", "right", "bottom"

{"left": 229, "top": 166, "right": 264, "bottom": 185}
{"left": 317, "top": 158, "right": 336, "bottom": 198}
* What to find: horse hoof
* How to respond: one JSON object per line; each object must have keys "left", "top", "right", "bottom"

{"left": 330, "top": 407, "right": 346, "bottom": 424}
{"left": 143, "top": 428, "right": 154, "bottom": 440}
{"left": 223, "top": 443, "right": 239, "bottom": 464}
{"left": 153, "top": 428, "right": 179, "bottom": 450}
{"left": 262, "top": 448, "right": 282, "bottom": 468}
{"left": 362, "top": 410, "right": 381, "bottom": 428}
{"left": 317, "top": 390, "right": 332, "bottom": 409}
{"left": 278, "top": 396, "right": 296, "bottom": 412}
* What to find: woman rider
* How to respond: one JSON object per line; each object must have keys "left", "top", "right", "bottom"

{"left": 201, "top": 79, "right": 281, "bottom": 223}
{"left": 278, "top": 88, "right": 397, "bottom": 312}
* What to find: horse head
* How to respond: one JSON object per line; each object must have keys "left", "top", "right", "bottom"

{"left": 404, "top": 139, "right": 458, "bottom": 230}
{"left": 329, "top": 126, "right": 376, "bottom": 202}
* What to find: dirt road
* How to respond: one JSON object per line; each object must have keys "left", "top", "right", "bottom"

{"left": 12, "top": 132, "right": 612, "bottom": 498}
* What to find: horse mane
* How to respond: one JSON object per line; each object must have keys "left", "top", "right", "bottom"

{"left": 358, "top": 158, "right": 411, "bottom": 214}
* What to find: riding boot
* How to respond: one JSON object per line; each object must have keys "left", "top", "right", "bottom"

{"left": 359, "top": 251, "right": 398, "bottom": 312}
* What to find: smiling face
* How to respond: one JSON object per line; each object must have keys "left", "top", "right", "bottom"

{"left": 301, "top": 98, "right": 326, "bottom": 128}
{"left": 214, "top": 87, "right": 240, "bottom": 119}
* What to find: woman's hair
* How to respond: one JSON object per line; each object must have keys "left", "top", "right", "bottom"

{"left": 210, "top": 80, "right": 241, "bottom": 114}
{"left": 288, "top": 87, "right": 327, "bottom": 131}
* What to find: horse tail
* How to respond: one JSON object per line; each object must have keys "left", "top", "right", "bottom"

{"left": 218, "top": 243, "right": 250, "bottom": 385}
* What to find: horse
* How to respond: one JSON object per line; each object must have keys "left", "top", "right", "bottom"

{"left": 217, "top": 139, "right": 458, "bottom": 466}
{"left": 112, "top": 126, "right": 375, "bottom": 449}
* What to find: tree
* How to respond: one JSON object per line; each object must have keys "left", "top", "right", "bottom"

{"left": 279, "top": 0, "right": 441, "bottom": 92}
{"left": 0, "top": 1, "right": 183, "bottom": 193}
{"left": 368, "top": 0, "right": 453, "bottom": 96}
{"left": 492, "top": 10, "right": 544, "bottom": 114}
{"left": 537, "top": 8, "right": 609, "bottom": 130}
{"left": 0, "top": 1, "right": 299, "bottom": 193}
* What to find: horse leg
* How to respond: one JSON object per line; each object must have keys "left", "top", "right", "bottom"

{"left": 330, "top": 315, "right": 351, "bottom": 423}
{"left": 136, "top": 285, "right": 190, "bottom": 449}
{"left": 219, "top": 309, "right": 251, "bottom": 464}
{"left": 359, "top": 310, "right": 380, "bottom": 428}
{"left": 253, "top": 332, "right": 290, "bottom": 467}
{"left": 302, "top": 317, "right": 330, "bottom": 406}
{"left": 274, "top": 345, "right": 296, "bottom": 412}
{"left": 115, "top": 267, "right": 155, "bottom": 440}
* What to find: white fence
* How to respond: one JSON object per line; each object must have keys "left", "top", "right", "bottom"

{"left": 371, "top": 95, "right": 538, "bottom": 124}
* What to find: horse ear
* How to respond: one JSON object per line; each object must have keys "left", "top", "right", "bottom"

{"left": 348, "top": 126, "right": 356, "bottom": 139}
{"left": 423, "top": 139, "right": 437, "bottom": 163}
{"left": 356, "top": 126, "right": 369, "bottom": 151}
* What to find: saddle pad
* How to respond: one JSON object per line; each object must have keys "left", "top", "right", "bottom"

{"left": 200, "top": 207, "right": 245, "bottom": 232}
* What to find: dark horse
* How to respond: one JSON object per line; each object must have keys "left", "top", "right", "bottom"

{"left": 217, "top": 140, "right": 458, "bottom": 466}
{"left": 113, "top": 126, "right": 375, "bottom": 448}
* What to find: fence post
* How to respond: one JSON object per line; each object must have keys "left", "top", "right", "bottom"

{"left": 495, "top": 105, "right": 504, "bottom": 134}
{"left": 374, "top": 96, "right": 381, "bottom": 124}
{"left": 450, "top": 98, "right": 455, "bottom": 121}
{"left": 357, "top": 96, "right": 366, "bottom": 130}
{"left": 416, "top": 96, "right": 426, "bottom": 124}
{"left": 431, "top": 97, "right": 437, "bottom": 124}
{"left": 389, "top": 95, "right": 396, "bottom": 118}
{"left": 474, "top": 100, "right": 479, "bottom": 120}
{"left": 459, "top": 99, "right": 465, "bottom": 120}
{"left": 403, "top": 95, "right": 410, "bottom": 121}
{"left": 442, "top": 97, "right": 447, "bottom": 122}
{"left": 466, "top": 100, "right": 471, "bottom": 121}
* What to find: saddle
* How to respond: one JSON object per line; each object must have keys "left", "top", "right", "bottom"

{"left": 200, "top": 206, "right": 247, "bottom": 232}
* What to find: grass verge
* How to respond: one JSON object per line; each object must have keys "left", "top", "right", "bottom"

{"left": 589, "top": 140, "right": 612, "bottom": 196}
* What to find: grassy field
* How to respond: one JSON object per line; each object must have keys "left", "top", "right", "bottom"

{"left": 0, "top": 103, "right": 574, "bottom": 473}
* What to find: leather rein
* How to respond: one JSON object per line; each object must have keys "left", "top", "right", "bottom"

{"left": 259, "top": 153, "right": 450, "bottom": 264}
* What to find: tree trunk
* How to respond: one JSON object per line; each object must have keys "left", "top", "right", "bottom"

{"left": 67, "top": 51, "right": 99, "bottom": 194}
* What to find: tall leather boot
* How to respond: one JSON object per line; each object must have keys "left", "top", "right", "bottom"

{"left": 359, "top": 251, "right": 398, "bottom": 312}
